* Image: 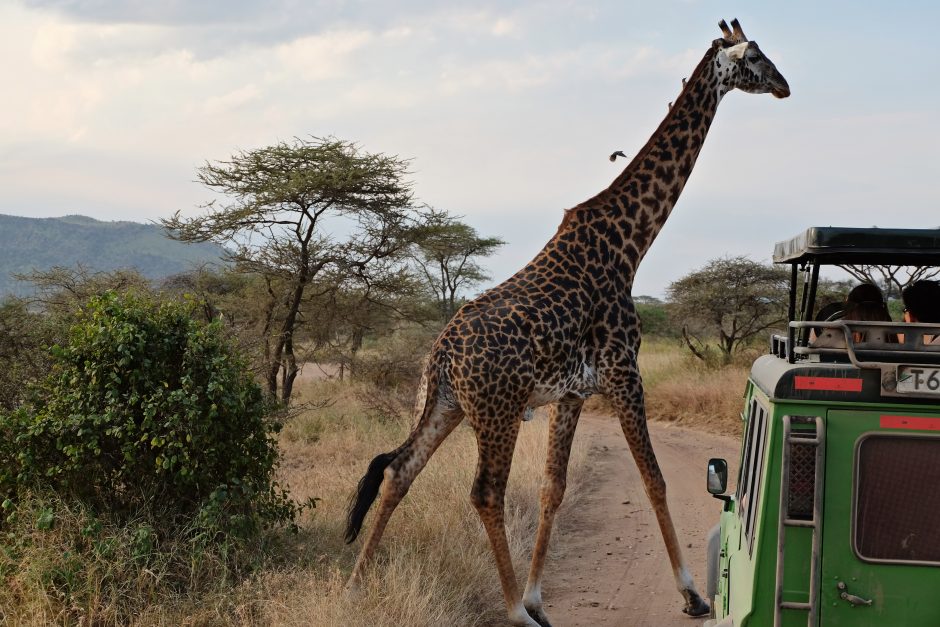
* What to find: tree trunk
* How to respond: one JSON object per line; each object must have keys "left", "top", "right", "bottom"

{"left": 281, "top": 332, "right": 299, "bottom": 404}
{"left": 268, "top": 277, "right": 307, "bottom": 404}
{"left": 346, "top": 328, "right": 365, "bottom": 379}
{"left": 449, "top": 291, "right": 459, "bottom": 320}
{"left": 262, "top": 278, "right": 279, "bottom": 397}
{"left": 682, "top": 326, "right": 708, "bottom": 361}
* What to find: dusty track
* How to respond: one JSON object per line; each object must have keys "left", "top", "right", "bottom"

{"left": 542, "top": 412, "right": 739, "bottom": 627}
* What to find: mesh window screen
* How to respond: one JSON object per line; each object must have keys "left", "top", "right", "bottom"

{"left": 856, "top": 436, "right": 940, "bottom": 562}
{"left": 787, "top": 439, "right": 816, "bottom": 520}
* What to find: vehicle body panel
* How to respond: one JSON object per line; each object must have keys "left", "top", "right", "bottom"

{"left": 712, "top": 373, "right": 940, "bottom": 626}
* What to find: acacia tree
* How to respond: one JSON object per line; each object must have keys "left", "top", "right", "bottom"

{"left": 163, "top": 137, "right": 429, "bottom": 403}
{"left": 15, "top": 265, "right": 151, "bottom": 315}
{"left": 299, "top": 265, "right": 433, "bottom": 380}
{"left": 667, "top": 256, "right": 788, "bottom": 360}
{"left": 837, "top": 264, "right": 940, "bottom": 301}
{"left": 413, "top": 211, "right": 505, "bottom": 320}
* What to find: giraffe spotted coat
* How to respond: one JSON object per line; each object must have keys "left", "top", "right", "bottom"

{"left": 345, "top": 19, "right": 789, "bottom": 627}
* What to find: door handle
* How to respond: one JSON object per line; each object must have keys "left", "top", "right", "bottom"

{"left": 837, "top": 581, "right": 872, "bottom": 607}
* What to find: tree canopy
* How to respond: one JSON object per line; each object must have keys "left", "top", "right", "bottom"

{"left": 667, "top": 256, "right": 788, "bottom": 359}
{"left": 163, "top": 137, "right": 432, "bottom": 403}
{"left": 837, "top": 264, "right": 940, "bottom": 301}
{"left": 412, "top": 210, "right": 505, "bottom": 320}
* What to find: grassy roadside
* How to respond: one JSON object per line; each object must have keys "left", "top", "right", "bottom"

{"left": 258, "top": 380, "right": 592, "bottom": 626}
{"left": 581, "top": 338, "right": 749, "bottom": 438}
{"left": 639, "top": 338, "right": 749, "bottom": 438}
{"left": 261, "top": 340, "right": 746, "bottom": 624}
{"left": 1, "top": 340, "right": 746, "bottom": 625}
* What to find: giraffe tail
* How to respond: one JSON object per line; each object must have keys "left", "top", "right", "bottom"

{"left": 343, "top": 448, "right": 401, "bottom": 544}
{"left": 343, "top": 366, "right": 439, "bottom": 544}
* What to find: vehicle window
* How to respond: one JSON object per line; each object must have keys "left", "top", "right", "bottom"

{"left": 736, "top": 400, "right": 758, "bottom": 510}
{"left": 737, "top": 399, "right": 768, "bottom": 553}
{"left": 855, "top": 435, "right": 940, "bottom": 564}
{"left": 744, "top": 404, "right": 768, "bottom": 553}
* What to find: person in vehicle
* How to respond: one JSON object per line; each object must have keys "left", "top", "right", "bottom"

{"left": 846, "top": 282, "right": 885, "bottom": 306}
{"left": 902, "top": 280, "right": 940, "bottom": 344}
{"left": 845, "top": 300, "right": 894, "bottom": 343}
{"left": 812, "top": 283, "right": 892, "bottom": 347}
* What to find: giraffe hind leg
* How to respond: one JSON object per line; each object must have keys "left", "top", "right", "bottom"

{"left": 345, "top": 397, "right": 463, "bottom": 589}
{"left": 522, "top": 399, "right": 583, "bottom": 627}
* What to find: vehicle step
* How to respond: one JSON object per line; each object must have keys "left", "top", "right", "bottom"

{"left": 781, "top": 601, "right": 812, "bottom": 610}
{"left": 783, "top": 518, "right": 816, "bottom": 528}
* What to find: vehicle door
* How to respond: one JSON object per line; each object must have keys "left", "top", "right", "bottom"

{"left": 819, "top": 409, "right": 940, "bottom": 626}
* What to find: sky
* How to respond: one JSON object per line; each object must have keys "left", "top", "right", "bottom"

{"left": 2, "top": 1, "right": 940, "bottom": 297}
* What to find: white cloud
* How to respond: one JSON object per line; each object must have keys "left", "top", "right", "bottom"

{"left": 491, "top": 17, "right": 516, "bottom": 36}
{"left": 4, "top": 1, "right": 940, "bottom": 297}
{"left": 29, "top": 18, "right": 77, "bottom": 70}
{"left": 202, "top": 84, "right": 261, "bottom": 115}
{"left": 274, "top": 30, "right": 375, "bottom": 82}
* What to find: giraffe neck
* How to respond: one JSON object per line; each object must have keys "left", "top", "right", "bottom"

{"left": 556, "top": 45, "right": 726, "bottom": 285}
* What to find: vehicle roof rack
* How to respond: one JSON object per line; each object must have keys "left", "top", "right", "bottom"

{"left": 773, "top": 227, "right": 940, "bottom": 265}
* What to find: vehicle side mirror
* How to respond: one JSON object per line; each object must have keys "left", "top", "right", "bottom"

{"left": 707, "top": 458, "right": 728, "bottom": 495}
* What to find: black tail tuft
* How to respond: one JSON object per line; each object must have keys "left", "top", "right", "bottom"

{"left": 344, "top": 450, "right": 399, "bottom": 544}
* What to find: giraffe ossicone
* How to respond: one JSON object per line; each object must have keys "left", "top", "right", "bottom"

{"left": 344, "top": 18, "right": 788, "bottom": 627}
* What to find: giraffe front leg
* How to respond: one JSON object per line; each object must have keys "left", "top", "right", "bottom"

{"left": 607, "top": 366, "right": 710, "bottom": 617}
{"left": 522, "top": 399, "right": 583, "bottom": 627}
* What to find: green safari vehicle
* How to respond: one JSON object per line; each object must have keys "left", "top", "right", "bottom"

{"left": 703, "top": 227, "right": 940, "bottom": 627}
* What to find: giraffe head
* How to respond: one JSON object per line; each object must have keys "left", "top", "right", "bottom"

{"left": 713, "top": 19, "right": 790, "bottom": 99}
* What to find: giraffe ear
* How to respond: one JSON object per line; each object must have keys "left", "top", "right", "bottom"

{"left": 724, "top": 42, "right": 748, "bottom": 61}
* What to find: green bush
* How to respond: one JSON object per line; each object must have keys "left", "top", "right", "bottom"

{"left": 636, "top": 301, "right": 679, "bottom": 338}
{"left": 0, "top": 292, "right": 300, "bottom": 540}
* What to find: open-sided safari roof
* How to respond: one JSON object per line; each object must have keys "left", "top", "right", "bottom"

{"left": 773, "top": 226, "right": 940, "bottom": 265}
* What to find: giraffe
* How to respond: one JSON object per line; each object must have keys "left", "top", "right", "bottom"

{"left": 344, "top": 19, "right": 789, "bottom": 627}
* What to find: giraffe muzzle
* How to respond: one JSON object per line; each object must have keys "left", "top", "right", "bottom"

{"left": 770, "top": 75, "right": 791, "bottom": 99}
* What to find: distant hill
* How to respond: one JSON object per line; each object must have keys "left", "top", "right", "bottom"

{"left": 0, "top": 214, "right": 227, "bottom": 297}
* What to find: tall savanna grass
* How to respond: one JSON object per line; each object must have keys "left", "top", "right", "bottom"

{"left": 1, "top": 339, "right": 746, "bottom": 624}
{"left": 251, "top": 378, "right": 589, "bottom": 626}
{"left": 640, "top": 338, "right": 749, "bottom": 437}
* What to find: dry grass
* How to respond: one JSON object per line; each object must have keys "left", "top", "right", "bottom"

{"left": 645, "top": 366, "right": 747, "bottom": 436}
{"left": 585, "top": 338, "right": 748, "bottom": 437}
{"left": 2, "top": 339, "right": 745, "bottom": 625}
{"left": 640, "top": 339, "right": 748, "bottom": 437}
{"left": 236, "top": 381, "right": 587, "bottom": 626}
{"left": 0, "top": 496, "right": 235, "bottom": 626}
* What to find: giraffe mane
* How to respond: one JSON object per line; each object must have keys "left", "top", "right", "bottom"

{"left": 555, "top": 44, "right": 720, "bottom": 234}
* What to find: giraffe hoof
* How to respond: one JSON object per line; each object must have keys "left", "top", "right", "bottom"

{"left": 682, "top": 594, "right": 710, "bottom": 617}
{"left": 524, "top": 606, "right": 553, "bottom": 627}
{"left": 345, "top": 576, "right": 363, "bottom": 600}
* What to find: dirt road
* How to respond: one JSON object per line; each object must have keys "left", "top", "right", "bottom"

{"left": 543, "top": 413, "right": 739, "bottom": 627}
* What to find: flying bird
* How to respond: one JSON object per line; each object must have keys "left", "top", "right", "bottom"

{"left": 609, "top": 150, "right": 627, "bottom": 162}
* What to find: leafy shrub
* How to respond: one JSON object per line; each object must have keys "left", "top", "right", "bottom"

{"left": 635, "top": 301, "right": 679, "bottom": 338}
{"left": 0, "top": 493, "right": 237, "bottom": 624}
{"left": 0, "top": 292, "right": 300, "bottom": 540}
